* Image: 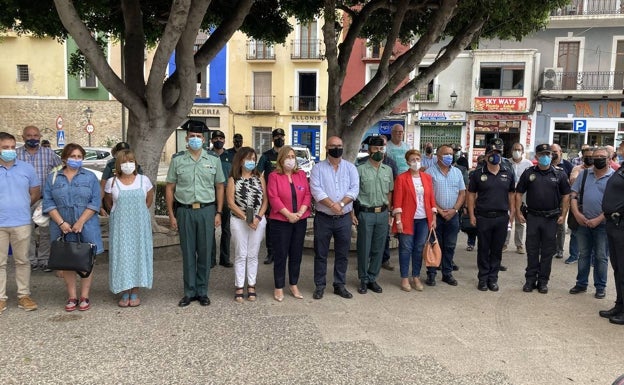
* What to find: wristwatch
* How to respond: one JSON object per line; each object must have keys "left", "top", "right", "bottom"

{"left": 339, "top": 202, "right": 345, "bottom": 208}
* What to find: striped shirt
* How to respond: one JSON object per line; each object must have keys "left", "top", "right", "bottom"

{"left": 425, "top": 163, "right": 465, "bottom": 209}
{"left": 16, "top": 146, "right": 62, "bottom": 189}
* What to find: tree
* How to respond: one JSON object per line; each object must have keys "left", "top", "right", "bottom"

{"left": 320, "top": 0, "right": 568, "bottom": 160}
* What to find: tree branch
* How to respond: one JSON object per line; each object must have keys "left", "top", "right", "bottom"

{"left": 121, "top": 0, "right": 146, "bottom": 102}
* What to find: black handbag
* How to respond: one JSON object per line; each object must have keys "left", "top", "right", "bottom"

{"left": 48, "top": 234, "right": 96, "bottom": 278}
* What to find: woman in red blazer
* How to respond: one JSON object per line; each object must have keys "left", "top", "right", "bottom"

{"left": 392, "top": 149, "right": 437, "bottom": 292}
{"left": 267, "top": 146, "right": 311, "bottom": 302}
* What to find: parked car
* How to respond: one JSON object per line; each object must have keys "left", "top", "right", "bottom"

{"left": 291, "top": 146, "right": 314, "bottom": 178}
{"left": 54, "top": 147, "right": 113, "bottom": 171}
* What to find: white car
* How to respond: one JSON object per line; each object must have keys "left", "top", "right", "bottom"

{"left": 292, "top": 146, "right": 314, "bottom": 178}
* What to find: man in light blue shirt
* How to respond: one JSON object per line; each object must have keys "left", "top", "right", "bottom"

{"left": 310, "top": 136, "right": 359, "bottom": 300}
{"left": 425, "top": 144, "right": 466, "bottom": 286}
{"left": 385, "top": 124, "right": 410, "bottom": 174}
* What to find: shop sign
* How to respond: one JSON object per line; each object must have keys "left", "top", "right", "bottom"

{"left": 418, "top": 111, "right": 466, "bottom": 121}
{"left": 474, "top": 97, "right": 528, "bottom": 112}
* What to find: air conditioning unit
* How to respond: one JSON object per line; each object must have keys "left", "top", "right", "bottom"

{"left": 542, "top": 67, "right": 563, "bottom": 90}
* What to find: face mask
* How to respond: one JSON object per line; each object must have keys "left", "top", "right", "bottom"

{"left": 425, "top": 147, "right": 433, "bottom": 155}
{"left": 212, "top": 141, "right": 224, "bottom": 150}
{"left": 583, "top": 157, "right": 594, "bottom": 167}
{"left": 243, "top": 160, "right": 256, "bottom": 171}
{"left": 274, "top": 138, "right": 285, "bottom": 148}
{"left": 409, "top": 161, "right": 421, "bottom": 171}
{"left": 441, "top": 154, "right": 453, "bottom": 167}
{"left": 188, "top": 137, "right": 203, "bottom": 151}
{"left": 370, "top": 151, "right": 384, "bottom": 162}
{"left": 379, "top": 146, "right": 386, "bottom": 154}
{"left": 234, "top": 140, "right": 243, "bottom": 148}
{"left": 327, "top": 148, "right": 343, "bottom": 158}
{"left": 120, "top": 162, "right": 136, "bottom": 175}
{"left": 593, "top": 157, "right": 607, "bottom": 170}
{"left": 283, "top": 158, "right": 296, "bottom": 170}
{"left": 0, "top": 149, "right": 17, "bottom": 162}
{"left": 552, "top": 154, "right": 559, "bottom": 162}
{"left": 25, "top": 139, "right": 40, "bottom": 148}
{"left": 512, "top": 150, "right": 522, "bottom": 160}
{"left": 487, "top": 153, "right": 501, "bottom": 165}
{"left": 66, "top": 159, "right": 82, "bottom": 169}
{"left": 538, "top": 155, "right": 552, "bottom": 167}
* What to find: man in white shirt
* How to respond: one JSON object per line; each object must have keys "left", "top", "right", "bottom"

{"left": 504, "top": 143, "right": 533, "bottom": 254}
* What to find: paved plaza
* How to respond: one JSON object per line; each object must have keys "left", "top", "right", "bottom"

{"left": 1, "top": 231, "right": 623, "bottom": 385}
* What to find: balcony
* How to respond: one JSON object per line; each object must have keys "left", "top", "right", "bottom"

{"left": 245, "top": 95, "right": 275, "bottom": 111}
{"left": 246, "top": 40, "right": 275, "bottom": 61}
{"left": 551, "top": 0, "right": 622, "bottom": 16}
{"left": 541, "top": 70, "right": 624, "bottom": 92}
{"left": 290, "top": 39, "right": 324, "bottom": 60}
{"left": 290, "top": 96, "right": 320, "bottom": 112}
{"left": 409, "top": 85, "right": 440, "bottom": 103}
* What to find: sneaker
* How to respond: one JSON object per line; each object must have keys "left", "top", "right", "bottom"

{"left": 65, "top": 298, "right": 78, "bottom": 312}
{"left": 595, "top": 289, "right": 606, "bottom": 299}
{"left": 78, "top": 297, "right": 90, "bottom": 311}
{"left": 555, "top": 252, "right": 563, "bottom": 259}
{"left": 381, "top": 261, "right": 395, "bottom": 271}
{"left": 30, "top": 263, "right": 39, "bottom": 271}
{"left": 42, "top": 265, "right": 53, "bottom": 273}
{"left": 0, "top": 299, "right": 6, "bottom": 314}
{"left": 17, "top": 296, "right": 38, "bottom": 311}
{"left": 564, "top": 256, "right": 578, "bottom": 264}
{"left": 516, "top": 245, "right": 525, "bottom": 254}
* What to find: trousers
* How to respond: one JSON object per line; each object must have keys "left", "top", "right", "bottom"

{"left": 231, "top": 216, "right": 266, "bottom": 288}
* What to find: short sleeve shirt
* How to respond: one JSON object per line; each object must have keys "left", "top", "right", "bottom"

{"left": 468, "top": 165, "right": 515, "bottom": 212}
{"left": 0, "top": 160, "right": 39, "bottom": 226}
{"left": 386, "top": 141, "right": 410, "bottom": 174}
{"left": 571, "top": 168, "right": 613, "bottom": 219}
{"left": 516, "top": 166, "right": 571, "bottom": 211}
{"left": 166, "top": 150, "right": 225, "bottom": 204}
{"left": 104, "top": 174, "right": 154, "bottom": 212}
{"left": 356, "top": 161, "right": 394, "bottom": 207}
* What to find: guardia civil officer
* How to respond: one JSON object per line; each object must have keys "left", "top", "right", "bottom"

{"left": 599, "top": 166, "right": 624, "bottom": 324}
{"left": 467, "top": 139, "right": 515, "bottom": 291}
{"left": 515, "top": 144, "right": 570, "bottom": 294}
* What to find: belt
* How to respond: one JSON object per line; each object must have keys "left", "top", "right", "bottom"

{"left": 360, "top": 204, "right": 388, "bottom": 213}
{"left": 317, "top": 211, "right": 349, "bottom": 219}
{"left": 527, "top": 208, "right": 561, "bottom": 218}
{"left": 476, "top": 210, "right": 508, "bottom": 218}
{"left": 177, "top": 202, "right": 215, "bottom": 209}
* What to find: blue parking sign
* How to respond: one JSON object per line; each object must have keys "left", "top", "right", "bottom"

{"left": 56, "top": 130, "right": 65, "bottom": 147}
{"left": 573, "top": 119, "right": 587, "bottom": 132}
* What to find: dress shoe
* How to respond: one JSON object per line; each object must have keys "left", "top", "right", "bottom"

{"left": 595, "top": 289, "right": 606, "bottom": 299}
{"left": 333, "top": 286, "right": 353, "bottom": 299}
{"left": 273, "top": 289, "right": 284, "bottom": 302}
{"left": 425, "top": 274, "right": 436, "bottom": 286}
{"left": 412, "top": 277, "right": 424, "bottom": 291}
{"left": 452, "top": 263, "right": 459, "bottom": 271}
{"left": 477, "top": 281, "right": 488, "bottom": 291}
{"left": 609, "top": 313, "right": 624, "bottom": 325}
{"left": 367, "top": 282, "right": 383, "bottom": 293}
{"left": 357, "top": 282, "right": 368, "bottom": 294}
{"left": 599, "top": 306, "right": 623, "bottom": 318}
{"left": 499, "top": 265, "right": 508, "bottom": 272}
{"left": 198, "top": 296, "right": 210, "bottom": 306}
{"left": 523, "top": 281, "right": 537, "bottom": 292}
{"left": 569, "top": 285, "right": 587, "bottom": 294}
{"left": 264, "top": 255, "right": 273, "bottom": 264}
{"left": 487, "top": 282, "right": 499, "bottom": 292}
{"left": 442, "top": 275, "right": 458, "bottom": 286}
{"left": 220, "top": 261, "right": 234, "bottom": 268}
{"left": 178, "top": 296, "right": 193, "bottom": 307}
{"left": 313, "top": 287, "right": 324, "bottom": 300}
{"left": 289, "top": 285, "right": 303, "bottom": 299}
{"left": 537, "top": 284, "right": 548, "bottom": 294}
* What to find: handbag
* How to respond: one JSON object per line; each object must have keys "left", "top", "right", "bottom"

{"left": 422, "top": 227, "right": 442, "bottom": 268}
{"left": 48, "top": 234, "right": 96, "bottom": 278}
{"left": 31, "top": 200, "right": 49, "bottom": 226}
{"left": 567, "top": 169, "right": 588, "bottom": 231}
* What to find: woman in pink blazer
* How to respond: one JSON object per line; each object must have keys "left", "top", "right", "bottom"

{"left": 392, "top": 149, "right": 437, "bottom": 292}
{"left": 267, "top": 146, "right": 311, "bottom": 302}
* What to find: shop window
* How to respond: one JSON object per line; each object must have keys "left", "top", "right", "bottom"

{"left": 479, "top": 63, "right": 525, "bottom": 97}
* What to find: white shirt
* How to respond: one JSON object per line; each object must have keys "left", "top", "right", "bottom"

{"left": 412, "top": 175, "right": 426, "bottom": 219}
{"left": 104, "top": 174, "right": 153, "bottom": 212}
{"left": 509, "top": 157, "right": 534, "bottom": 186}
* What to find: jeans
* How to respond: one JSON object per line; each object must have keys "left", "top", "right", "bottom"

{"left": 397, "top": 218, "right": 429, "bottom": 278}
{"left": 313, "top": 213, "right": 352, "bottom": 289}
{"left": 432, "top": 213, "right": 460, "bottom": 277}
{"left": 575, "top": 224, "right": 608, "bottom": 290}
{"left": 568, "top": 229, "right": 578, "bottom": 259}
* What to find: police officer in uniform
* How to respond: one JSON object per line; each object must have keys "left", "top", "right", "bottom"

{"left": 209, "top": 130, "right": 233, "bottom": 268}
{"left": 516, "top": 144, "right": 570, "bottom": 294}
{"left": 257, "top": 128, "right": 285, "bottom": 264}
{"left": 599, "top": 167, "right": 624, "bottom": 324}
{"left": 467, "top": 139, "right": 515, "bottom": 291}
{"left": 166, "top": 121, "right": 225, "bottom": 307}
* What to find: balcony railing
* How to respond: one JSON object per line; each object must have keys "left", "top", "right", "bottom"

{"left": 290, "top": 96, "right": 320, "bottom": 112}
{"left": 409, "top": 85, "right": 440, "bottom": 103}
{"left": 245, "top": 95, "right": 275, "bottom": 111}
{"left": 541, "top": 70, "right": 624, "bottom": 91}
{"left": 551, "top": 0, "right": 623, "bottom": 16}
{"left": 290, "top": 39, "right": 324, "bottom": 60}
{"left": 246, "top": 40, "right": 275, "bottom": 60}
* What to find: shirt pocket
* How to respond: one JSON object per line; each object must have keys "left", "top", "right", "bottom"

{"left": 380, "top": 174, "right": 393, "bottom": 194}
{"left": 72, "top": 181, "right": 92, "bottom": 206}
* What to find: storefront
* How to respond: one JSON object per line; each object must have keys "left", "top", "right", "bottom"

{"left": 416, "top": 111, "right": 466, "bottom": 152}
{"left": 290, "top": 114, "right": 324, "bottom": 161}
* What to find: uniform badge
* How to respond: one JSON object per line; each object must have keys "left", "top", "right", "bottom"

{"left": 529, "top": 174, "right": 536, "bottom": 182}
{"left": 480, "top": 174, "right": 488, "bottom": 182}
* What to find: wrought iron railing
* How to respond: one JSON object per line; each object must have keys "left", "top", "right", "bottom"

{"left": 409, "top": 84, "right": 440, "bottom": 103}
{"left": 246, "top": 40, "right": 275, "bottom": 60}
{"left": 245, "top": 95, "right": 275, "bottom": 111}
{"left": 290, "top": 96, "right": 320, "bottom": 112}
{"left": 541, "top": 70, "right": 624, "bottom": 91}
{"left": 290, "top": 39, "right": 324, "bottom": 59}
{"left": 551, "top": 0, "right": 623, "bottom": 16}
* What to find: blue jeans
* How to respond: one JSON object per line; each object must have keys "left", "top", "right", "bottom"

{"left": 575, "top": 224, "right": 608, "bottom": 290}
{"left": 568, "top": 229, "right": 578, "bottom": 259}
{"left": 397, "top": 218, "right": 429, "bottom": 278}
{"left": 432, "top": 213, "right": 460, "bottom": 277}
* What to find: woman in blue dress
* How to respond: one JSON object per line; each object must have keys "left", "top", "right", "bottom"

{"left": 104, "top": 149, "right": 154, "bottom": 307}
{"left": 43, "top": 143, "right": 103, "bottom": 312}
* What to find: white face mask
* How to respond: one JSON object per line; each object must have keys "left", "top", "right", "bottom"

{"left": 512, "top": 150, "right": 522, "bottom": 160}
{"left": 409, "top": 161, "right": 421, "bottom": 171}
{"left": 283, "top": 158, "right": 296, "bottom": 170}
{"left": 120, "top": 162, "right": 136, "bottom": 175}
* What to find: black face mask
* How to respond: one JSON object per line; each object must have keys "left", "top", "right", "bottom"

{"left": 274, "top": 138, "right": 284, "bottom": 148}
{"left": 425, "top": 147, "right": 433, "bottom": 155}
{"left": 233, "top": 140, "right": 243, "bottom": 148}
{"left": 583, "top": 157, "right": 594, "bottom": 167}
{"left": 552, "top": 154, "right": 559, "bottom": 162}
{"left": 213, "top": 141, "right": 224, "bottom": 150}
{"left": 327, "top": 148, "right": 343, "bottom": 159}
{"left": 593, "top": 157, "right": 607, "bottom": 170}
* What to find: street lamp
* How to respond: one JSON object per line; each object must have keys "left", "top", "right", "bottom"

{"left": 84, "top": 106, "right": 94, "bottom": 146}
{"left": 218, "top": 90, "right": 227, "bottom": 105}
{"left": 450, "top": 91, "right": 458, "bottom": 109}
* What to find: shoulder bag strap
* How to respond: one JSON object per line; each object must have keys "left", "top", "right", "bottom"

{"left": 578, "top": 169, "right": 588, "bottom": 206}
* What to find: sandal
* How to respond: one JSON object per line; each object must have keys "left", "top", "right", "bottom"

{"left": 118, "top": 293, "right": 130, "bottom": 307}
{"left": 247, "top": 286, "right": 257, "bottom": 302}
{"left": 129, "top": 293, "right": 141, "bottom": 307}
{"left": 234, "top": 288, "right": 244, "bottom": 303}
{"left": 65, "top": 297, "right": 78, "bottom": 312}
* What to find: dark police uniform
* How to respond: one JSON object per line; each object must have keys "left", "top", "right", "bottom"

{"left": 516, "top": 163, "right": 570, "bottom": 291}
{"left": 468, "top": 162, "right": 515, "bottom": 289}
{"left": 209, "top": 139, "right": 233, "bottom": 268}
{"left": 601, "top": 168, "right": 624, "bottom": 321}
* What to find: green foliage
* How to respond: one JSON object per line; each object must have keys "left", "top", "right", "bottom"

{"left": 67, "top": 34, "right": 109, "bottom": 77}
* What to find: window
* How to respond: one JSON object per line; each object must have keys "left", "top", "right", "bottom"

{"left": 295, "top": 72, "right": 317, "bottom": 111}
{"left": 247, "top": 40, "right": 275, "bottom": 60}
{"left": 253, "top": 126, "right": 273, "bottom": 154}
{"left": 252, "top": 72, "right": 272, "bottom": 110}
{"left": 479, "top": 63, "right": 525, "bottom": 96}
{"left": 17, "top": 65, "right": 29, "bottom": 82}
{"left": 80, "top": 65, "right": 98, "bottom": 88}
{"left": 195, "top": 64, "right": 210, "bottom": 98}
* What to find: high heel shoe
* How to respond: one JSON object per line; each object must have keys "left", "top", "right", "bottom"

{"left": 400, "top": 279, "right": 412, "bottom": 292}
{"left": 289, "top": 285, "right": 303, "bottom": 299}
{"left": 273, "top": 288, "right": 284, "bottom": 302}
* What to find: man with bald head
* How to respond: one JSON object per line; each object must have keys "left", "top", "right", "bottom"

{"left": 310, "top": 136, "right": 359, "bottom": 299}
{"left": 16, "top": 125, "right": 62, "bottom": 271}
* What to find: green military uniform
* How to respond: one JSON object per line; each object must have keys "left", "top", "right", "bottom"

{"left": 166, "top": 149, "right": 225, "bottom": 299}
{"left": 356, "top": 160, "right": 394, "bottom": 285}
